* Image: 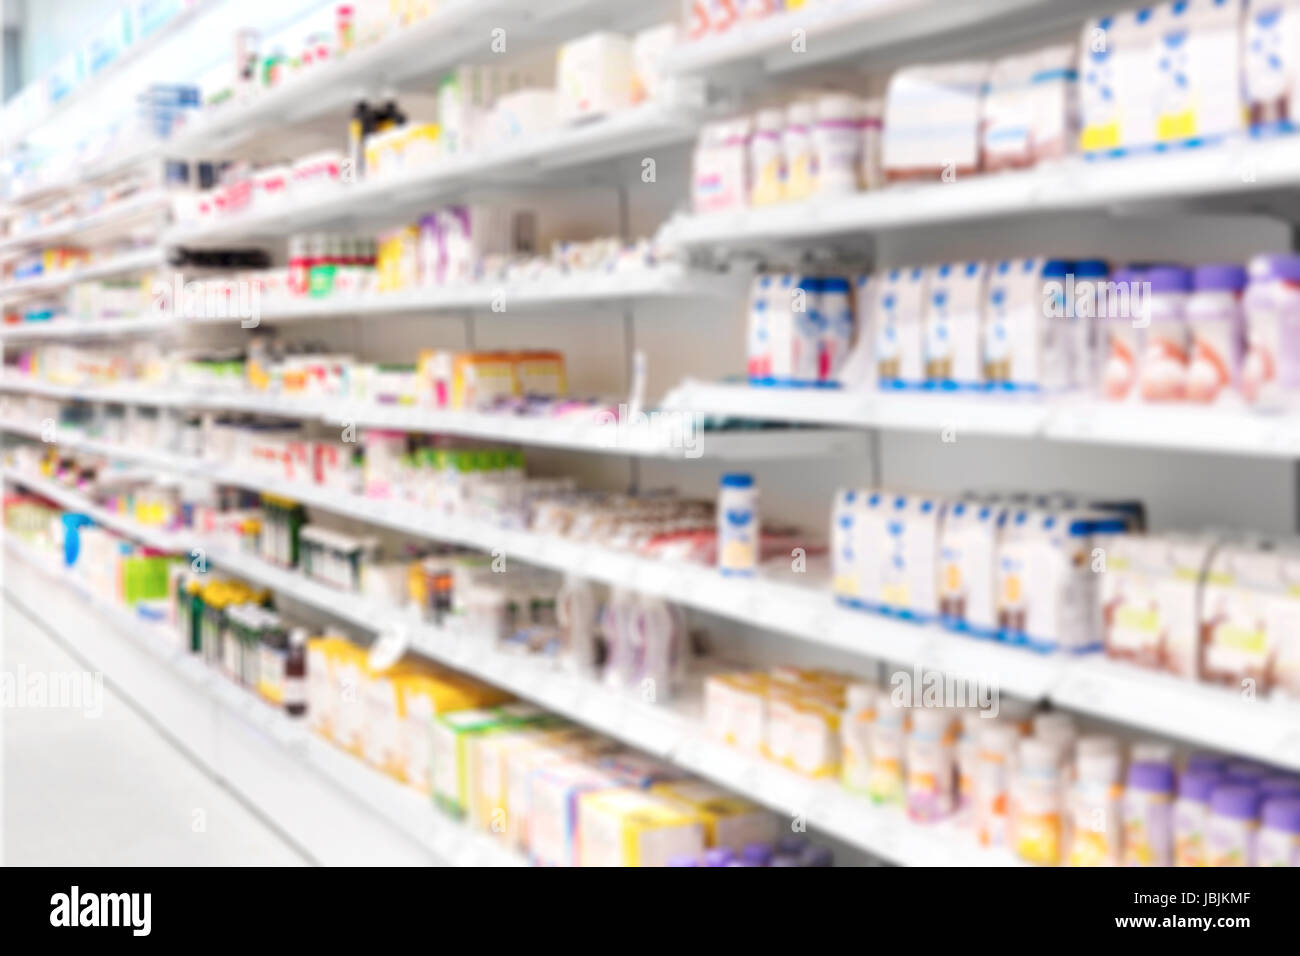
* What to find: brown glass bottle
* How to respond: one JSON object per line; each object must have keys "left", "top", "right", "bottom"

{"left": 285, "top": 627, "right": 307, "bottom": 717}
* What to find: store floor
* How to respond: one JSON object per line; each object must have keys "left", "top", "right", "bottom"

{"left": 1, "top": 597, "right": 307, "bottom": 866}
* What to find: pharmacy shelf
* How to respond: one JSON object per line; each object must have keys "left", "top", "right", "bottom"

{"left": 663, "top": 0, "right": 1086, "bottom": 78}
{"left": 11, "top": 445, "right": 1300, "bottom": 771}
{"left": 670, "top": 135, "right": 1300, "bottom": 252}
{"left": 0, "top": 491, "right": 1013, "bottom": 865}
{"left": 161, "top": 0, "right": 626, "bottom": 160}
{"left": 0, "top": 191, "right": 172, "bottom": 256}
{"left": 0, "top": 381, "right": 861, "bottom": 461}
{"left": 11, "top": 464, "right": 1300, "bottom": 798}
{"left": 1, "top": 532, "right": 523, "bottom": 867}
{"left": 163, "top": 99, "right": 701, "bottom": 243}
{"left": 1, "top": 1, "right": 211, "bottom": 153}
{"left": 0, "top": 247, "right": 164, "bottom": 305}
{"left": 5, "top": 136, "right": 170, "bottom": 208}
{"left": 662, "top": 380, "right": 1300, "bottom": 458}
{"left": 0, "top": 314, "right": 178, "bottom": 342}
{"left": 0, "top": 267, "right": 744, "bottom": 338}
{"left": 234, "top": 267, "right": 746, "bottom": 323}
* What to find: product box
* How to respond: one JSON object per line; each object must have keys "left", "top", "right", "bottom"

{"left": 1244, "top": 0, "right": 1300, "bottom": 132}
{"left": 556, "top": 32, "right": 636, "bottom": 123}
{"left": 831, "top": 488, "right": 864, "bottom": 602}
{"left": 878, "top": 492, "right": 943, "bottom": 619}
{"left": 513, "top": 350, "right": 567, "bottom": 397}
{"left": 451, "top": 352, "right": 518, "bottom": 409}
{"left": 882, "top": 61, "right": 989, "bottom": 180}
{"left": 576, "top": 788, "right": 706, "bottom": 866}
{"left": 875, "top": 267, "right": 928, "bottom": 388}
{"left": 938, "top": 497, "right": 1007, "bottom": 636}
{"left": 468, "top": 721, "right": 571, "bottom": 833}
{"left": 924, "top": 261, "right": 987, "bottom": 388}
{"left": 651, "top": 779, "right": 777, "bottom": 850}
{"left": 527, "top": 759, "right": 621, "bottom": 866}
{"left": 767, "top": 690, "right": 842, "bottom": 777}
{"left": 1199, "top": 542, "right": 1300, "bottom": 693}
{"left": 1154, "top": 0, "right": 1245, "bottom": 147}
{"left": 431, "top": 706, "right": 513, "bottom": 817}
{"left": 1079, "top": 10, "right": 1159, "bottom": 155}
{"left": 504, "top": 731, "right": 613, "bottom": 852}
{"left": 983, "top": 258, "right": 1071, "bottom": 391}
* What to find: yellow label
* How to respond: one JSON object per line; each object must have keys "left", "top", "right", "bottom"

{"left": 1157, "top": 109, "right": 1196, "bottom": 142}
{"left": 1080, "top": 122, "right": 1121, "bottom": 152}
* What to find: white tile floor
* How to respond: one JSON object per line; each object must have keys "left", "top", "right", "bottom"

{"left": 2, "top": 597, "right": 307, "bottom": 866}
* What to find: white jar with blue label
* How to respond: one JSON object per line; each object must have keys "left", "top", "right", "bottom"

{"left": 718, "top": 473, "right": 758, "bottom": 576}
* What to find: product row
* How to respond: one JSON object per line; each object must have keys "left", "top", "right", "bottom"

{"left": 692, "top": 0, "right": 1293, "bottom": 215}
{"left": 3, "top": 492, "right": 836, "bottom": 867}
{"left": 747, "top": 254, "right": 1300, "bottom": 406}
{"left": 832, "top": 486, "right": 1300, "bottom": 696}
{"left": 706, "top": 670, "right": 1300, "bottom": 866}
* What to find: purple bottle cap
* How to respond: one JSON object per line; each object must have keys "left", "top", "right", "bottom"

{"left": 1259, "top": 776, "right": 1300, "bottom": 798}
{"left": 801, "top": 845, "right": 833, "bottom": 867}
{"left": 1186, "top": 752, "right": 1227, "bottom": 775}
{"left": 1178, "top": 769, "right": 1222, "bottom": 803}
{"left": 1210, "top": 784, "right": 1262, "bottom": 821}
{"left": 703, "top": 847, "right": 735, "bottom": 867}
{"left": 1146, "top": 266, "right": 1192, "bottom": 293}
{"left": 1249, "top": 253, "right": 1300, "bottom": 281}
{"left": 1262, "top": 797, "right": 1300, "bottom": 833}
{"left": 742, "top": 842, "right": 773, "bottom": 867}
{"left": 1193, "top": 263, "right": 1247, "bottom": 293}
{"left": 1127, "top": 761, "right": 1176, "bottom": 794}
{"left": 1224, "top": 761, "right": 1269, "bottom": 782}
{"left": 777, "top": 835, "right": 809, "bottom": 855}
{"left": 667, "top": 854, "right": 700, "bottom": 867}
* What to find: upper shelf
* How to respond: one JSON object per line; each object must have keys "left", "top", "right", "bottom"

{"left": 163, "top": 99, "right": 700, "bottom": 244}
{"left": 671, "top": 135, "right": 1300, "bottom": 252}
{"left": 662, "top": 380, "right": 1300, "bottom": 459}
{"left": 663, "top": 0, "right": 1107, "bottom": 80}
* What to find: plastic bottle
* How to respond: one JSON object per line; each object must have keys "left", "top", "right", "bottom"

{"left": 812, "top": 93, "right": 864, "bottom": 195}
{"left": 1138, "top": 265, "right": 1192, "bottom": 401}
{"left": 1207, "top": 784, "right": 1262, "bottom": 866}
{"left": 818, "top": 276, "right": 853, "bottom": 384}
{"left": 868, "top": 689, "right": 906, "bottom": 805}
{"left": 284, "top": 626, "right": 307, "bottom": 717}
{"left": 1187, "top": 263, "right": 1247, "bottom": 404}
{"left": 1174, "top": 769, "right": 1221, "bottom": 867}
{"left": 973, "top": 721, "right": 1019, "bottom": 847}
{"left": 1070, "top": 259, "right": 1109, "bottom": 389}
{"left": 840, "top": 682, "right": 876, "bottom": 795}
{"left": 906, "top": 706, "right": 957, "bottom": 822}
{"left": 717, "top": 473, "right": 758, "bottom": 575}
{"left": 1012, "top": 736, "right": 1067, "bottom": 865}
{"left": 1242, "top": 252, "right": 1300, "bottom": 408}
{"left": 741, "top": 842, "right": 773, "bottom": 867}
{"left": 1259, "top": 776, "right": 1300, "bottom": 799}
{"left": 1123, "top": 761, "right": 1176, "bottom": 866}
{"left": 749, "top": 108, "right": 786, "bottom": 206}
{"left": 1256, "top": 797, "right": 1300, "bottom": 866}
{"left": 1067, "top": 750, "right": 1124, "bottom": 866}
{"left": 1101, "top": 267, "right": 1145, "bottom": 400}
{"left": 782, "top": 101, "right": 816, "bottom": 201}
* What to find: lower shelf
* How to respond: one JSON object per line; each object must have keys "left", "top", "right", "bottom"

{"left": 2, "top": 535, "right": 524, "bottom": 867}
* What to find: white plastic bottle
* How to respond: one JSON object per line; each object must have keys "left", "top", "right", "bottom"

{"left": 717, "top": 473, "right": 758, "bottom": 575}
{"left": 1187, "top": 263, "right": 1247, "bottom": 404}
{"left": 812, "top": 93, "right": 864, "bottom": 195}
{"left": 782, "top": 100, "right": 817, "bottom": 201}
{"left": 1138, "top": 265, "right": 1192, "bottom": 402}
{"left": 749, "top": 108, "right": 786, "bottom": 206}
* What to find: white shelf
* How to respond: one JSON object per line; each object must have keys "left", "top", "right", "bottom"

{"left": 0, "top": 382, "right": 858, "bottom": 461}
{"left": 0, "top": 247, "right": 164, "bottom": 304}
{"left": 9, "top": 460, "right": 1299, "bottom": 776}
{"left": 164, "top": 100, "right": 700, "bottom": 243}
{"left": 2, "top": 532, "right": 523, "bottom": 867}
{"left": 0, "top": 314, "right": 178, "bottom": 342}
{"left": 670, "top": 135, "right": 1300, "bottom": 251}
{"left": 662, "top": 381, "right": 1300, "bottom": 457}
{"left": 0, "top": 191, "right": 172, "bottom": 256}
{"left": 662, "top": 0, "right": 1078, "bottom": 78}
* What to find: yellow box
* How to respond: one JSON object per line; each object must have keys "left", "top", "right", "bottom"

{"left": 577, "top": 788, "right": 707, "bottom": 867}
{"left": 451, "top": 352, "right": 518, "bottom": 410}
{"left": 652, "top": 779, "right": 777, "bottom": 851}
